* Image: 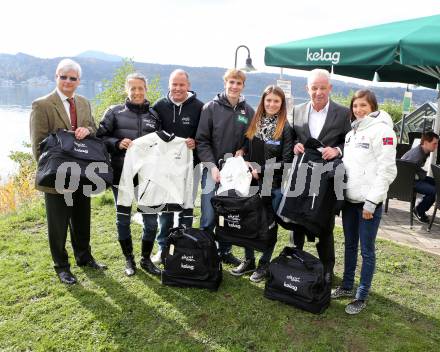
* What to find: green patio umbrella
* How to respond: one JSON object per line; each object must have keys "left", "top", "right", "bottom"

{"left": 265, "top": 14, "right": 440, "bottom": 89}
{"left": 265, "top": 14, "right": 440, "bottom": 141}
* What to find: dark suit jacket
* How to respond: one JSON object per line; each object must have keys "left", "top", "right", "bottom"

{"left": 30, "top": 90, "right": 96, "bottom": 192}
{"left": 292, "top": 100, "right": 351, "bottom": 153}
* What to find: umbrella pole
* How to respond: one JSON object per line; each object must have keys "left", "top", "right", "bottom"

{"left": 399, "top": 114, "right": 407, "bottom": 143}
{"left": 428, "top": 87, "right": 440, "bottom": 175}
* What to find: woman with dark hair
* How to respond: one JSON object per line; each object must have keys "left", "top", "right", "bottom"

{"left": 97, "top": 73, "right": 161, "bottom": 277}
{"left": 230, "top": 85, "right": 293, "bottom": 282}
{"left": 332, "top": 89, "right": 397, "bottom": 314}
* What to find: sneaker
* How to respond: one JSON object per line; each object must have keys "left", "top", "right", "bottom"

{"left": 220, "top": 252, "right": 242, "bottom": 266}
{"left": 151, "top": 250, "right": 162, "bottom": 265}
{"left": 413, "top": 207, "right": 429, "bottom": 223}
{"left": 331, "top": 286, "right": 354, "bottom": 299}
{"left": 345, "top": 299, "right": 367, "bottom": 315}
{"left": 249, "top": 264, "right": 269, "bottom": 282}
{"left": 230, "top": 259, "right": 256, "bottom": 276}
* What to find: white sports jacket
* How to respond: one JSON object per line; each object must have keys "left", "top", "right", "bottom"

{"left": 117, "top": 131, "right": 194, "bottom": 211}
{"left": 343, "top": 110, "right": 397, "bottom": 209}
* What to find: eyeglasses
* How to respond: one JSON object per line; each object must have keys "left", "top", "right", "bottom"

{"left": 58, "top": 75, "right": 78, "bottom": 82}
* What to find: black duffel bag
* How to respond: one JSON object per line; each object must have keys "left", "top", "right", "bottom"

{"left": 161, "top": 226, "right": 222, "bottom": 291}
{"left": 211, "top": 191, "right": 277, "bottom": 251}
{"left": 36, "top": 129, "right": 113, "bottom": 190}
{"left": 264, "top": 247, "right": 330, "bottom": 314}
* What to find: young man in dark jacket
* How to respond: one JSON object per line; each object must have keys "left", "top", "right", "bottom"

{"left": 196, "top": 68, "right": 255, "bottom": 265}
{"left": 402, "top": 131, "right": 439, "bottom": 223}
{"left": 151, "top": 69, "right": 204, "bottom": 263}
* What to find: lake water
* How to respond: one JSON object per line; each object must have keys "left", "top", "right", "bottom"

{"left": 0, "top": 84, "right": 305, "bottom": 181}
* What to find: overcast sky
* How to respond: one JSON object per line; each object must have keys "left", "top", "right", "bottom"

{"left": 2, "top": 0, "right": 439, "bottom": 81}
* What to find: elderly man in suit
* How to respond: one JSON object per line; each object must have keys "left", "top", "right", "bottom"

{"left": 30, "top": 58, "right": 106, "bottom": 285}
{"left": 291, "top": 68, "right": 351, "bottom": 282}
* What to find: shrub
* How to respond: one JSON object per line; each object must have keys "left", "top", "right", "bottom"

{"left": 0, "top": 145, "right": 39, "bottom": 214}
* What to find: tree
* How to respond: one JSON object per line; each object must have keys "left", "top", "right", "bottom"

{"left": 332, "top": 90, "right": 408, "bottom": 124}
{"left": 92, "top": 58, "right": 162, "bottom": 123}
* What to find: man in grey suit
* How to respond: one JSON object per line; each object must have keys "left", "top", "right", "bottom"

{"left": 30, "top": 59, "right": 106, "bottom": 285}
{"left": 291, "top": 68, "right": 351, "bottom": 281}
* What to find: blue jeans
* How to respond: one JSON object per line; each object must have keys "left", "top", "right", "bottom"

{"left": 156, "top": 208, "right": 194, "bottom": 250}
{"left": 271, "top": 188, "right": 282, "bottom": 212}
{"left": 112, "top": 187, "right": 158, "bottom": 242}
{"left": 244, "top": 188, "right": 281, "bottom": 265}
{"left": 342, "top": 202, "right": 382, "bottom": 301}
{"left": 415, "top": 176, "right": 436, "bottom": 215}
{"left": 200, "top": 167, "right": 232, "bottom": 255}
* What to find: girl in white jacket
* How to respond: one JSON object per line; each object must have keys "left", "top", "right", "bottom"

{"left": 332, "top": 90, "right": 397, "bottom": 314}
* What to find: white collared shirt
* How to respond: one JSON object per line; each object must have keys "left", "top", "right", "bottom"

{"left": 56, "top": 88, "right": 76, "bottom": 123}
{"left": 308, "top": 101, "right": 329, "bottom": 139}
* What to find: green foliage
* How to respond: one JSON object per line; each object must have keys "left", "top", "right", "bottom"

{"left": 331, "top": 91, "right": 353, "bottom": 107}
{"left": 92, "top": 59, "right": 162, "bottom": 124}
{"left": 332, "top": 91, "right": 408, "bottom": 123}
{"left": 380, "top": 99, "right": 405, "bottom": 123}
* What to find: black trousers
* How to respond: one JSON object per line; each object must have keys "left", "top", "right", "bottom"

{"left": 293, "top": 223, "right": 335, "bottom": 275}
{"left": 44, "top": 191, "right": 92, "bottom": 273}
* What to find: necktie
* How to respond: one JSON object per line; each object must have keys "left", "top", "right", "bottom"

{"left": 67, "top": 97, "right": 77, "bottom": 131}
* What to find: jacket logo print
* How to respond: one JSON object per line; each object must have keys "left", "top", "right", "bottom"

{"left": 237, "top": 115, "right": 248, "bottom": 124}
{"left": 181, "top": 116, "right": 191, "bottom": 125}
{"left": 355, "top": 142, "right": 370, "bottom": 149}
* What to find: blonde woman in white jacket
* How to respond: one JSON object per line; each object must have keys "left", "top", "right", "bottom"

{"left": 332, "top": 90, "right": 397, "bottom": 314}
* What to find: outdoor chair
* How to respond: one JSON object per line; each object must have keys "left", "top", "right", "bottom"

{"left": 427, "top": 164, "right": 440, "bottom": 231}
{"left": 396, "top": 143, "right": 411, "bottom": 158}
{"left": 385, "top": 159, "right": 418, "bottom": 228}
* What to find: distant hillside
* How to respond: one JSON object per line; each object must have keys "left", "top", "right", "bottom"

{"left": 0, "top": 52, "right": 437, "bottom": 106}
{"left": 76, "top": 51, "right": 123, "bottom": 62}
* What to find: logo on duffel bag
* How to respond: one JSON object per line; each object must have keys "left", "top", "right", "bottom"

{"left": 283, "top": 274, "right": 301, "bottom": 291}
{"left": 180, "top": 254, "right": 196, "bottom": 270}
{"left": 226, "top": 214, "right": 241, "bottom": 229}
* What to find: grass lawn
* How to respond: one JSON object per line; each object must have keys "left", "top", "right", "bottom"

{"left": 0, "top": 191, "right": 439, "bottom": 351}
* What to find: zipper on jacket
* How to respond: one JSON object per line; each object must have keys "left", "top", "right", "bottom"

{"left": 138, "top": 113, "right": 142, "bottom": 138}
{"left": 139, "top": 180, "right": 151, "bottom": 200}
{"left": 311, "top": 193, "right": 316, "bottom": 210}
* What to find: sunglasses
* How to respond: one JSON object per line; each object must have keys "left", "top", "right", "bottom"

{"left": 58, "top": 75, "right": 78, "bottom": 82}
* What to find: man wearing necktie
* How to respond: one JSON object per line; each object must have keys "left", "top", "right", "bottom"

{"left": 30, "top": 59, "right": 106, "bottom": 285}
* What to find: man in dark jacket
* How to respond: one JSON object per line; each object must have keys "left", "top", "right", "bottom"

{"left": 290, "top": 69, "right": 351, "bottom": 282}
{"left": 151, "top": 69, "right": 203, "bottom": 264}
{"left": 196, "top": 68, "right": 255, "bottom": 265}
{"left": 402, "top": 131, "right": 439, "bottom": 223}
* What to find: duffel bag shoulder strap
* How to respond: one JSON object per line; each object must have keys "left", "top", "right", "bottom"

{"left": 168, "top": 225, "right": 204, "bottom": 246}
